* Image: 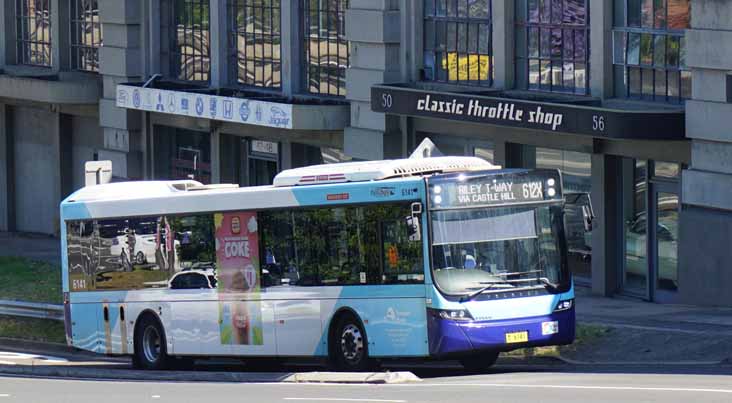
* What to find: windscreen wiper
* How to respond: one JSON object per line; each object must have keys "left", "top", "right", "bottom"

{"left": 459, "top": 282, "right": 513, "bottom": 302}
{"left": 460, "top": 284, "right": 497, "bottom": 303}
{"left": 538, "top": 277, "right": 560, "bottom": 292}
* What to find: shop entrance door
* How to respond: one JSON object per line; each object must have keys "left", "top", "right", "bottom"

{"left": 621, "top": 160, "right": 680, "bottom": 302}
{"left": 247, "top": 140, "right": 280, "bottom": 186}
{"left": 650, "top": 183, "right": 679, "bottom": 303}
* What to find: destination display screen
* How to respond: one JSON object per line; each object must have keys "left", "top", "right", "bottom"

{"left": 428, "top": 170, "right": 562, "bottom": 209}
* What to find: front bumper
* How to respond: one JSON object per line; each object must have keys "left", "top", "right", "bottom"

{"left": 427, "top": 307, "right": 575, "bottom": 357}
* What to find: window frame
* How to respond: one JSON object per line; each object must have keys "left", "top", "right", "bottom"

{"left": 170, "top": 0, "right": 212, "bottom": 84}
{"left": 302, "top": 0, "right": 350, "bottom": 98}
{"left": 70, "top": 0, "right": 102, "bottom": 73}
{"left": 228, "top": 0, "right": 282, "bottom": 90}
{"left": 15, "top": 0, "right": 53, "bottom": 68}
{"left": 515, "top": 0, "right": 591, "bottom": 95}
{"left": 422, "top": 0, "right": 494, "bottom": 87}
{"left": 612, "top": 0, "right": 690, "bottom": 103}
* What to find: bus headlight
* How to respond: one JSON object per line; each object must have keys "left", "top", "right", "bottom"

{"left": 437, "top": 309, "right": 474, "bottom": 321}
{"left": 554, "top": 299, "right": 574, "bottom": 312}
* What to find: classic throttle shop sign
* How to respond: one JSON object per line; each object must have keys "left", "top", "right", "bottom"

{"left": 371, "top": 85, "right": 685, "bottom": 140}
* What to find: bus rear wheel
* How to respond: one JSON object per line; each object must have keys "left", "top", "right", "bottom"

{"left": 460, "top": 351, "right": 499, "bottom": 372}
{"left": 133, "top": 314, "right": 169, "bottom": 370}
{"left": 330, "top": 315, "right": 372, "bottom": 371}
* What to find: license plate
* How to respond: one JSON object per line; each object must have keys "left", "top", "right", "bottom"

{"left": 505, "top": 331, "right": 529, "bottom": 344}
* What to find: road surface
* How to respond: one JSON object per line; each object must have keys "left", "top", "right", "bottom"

{"left": 1, "top": 364, "right": 731, "bottom": 403}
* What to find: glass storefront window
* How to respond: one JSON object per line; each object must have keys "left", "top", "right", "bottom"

{"left": 536, "top": 147, "right": 591, "bottom": 282}
{"left": 623, "top": 159, "right": 648, "bottom": 295}
{"left": 249, "top": 159, "right": 277, "bottom": 186}
{"left": 536, "top": 148, "right": 591, "bottom": 193}
{"left": 474, "top": 147, "right": 494, "bottom": 164}
{"left": 623, "top": 160, "right": 648, "bottom": 296}
{"left": 653, "top": 161, "right": 680, "bottom": 179}
{"left": 321, "top": 148, "right": 353, "bottom": 164}
{"left": 656, "top": 192, "right": 678, "bottom": 292}
{"left": 415, "top": 134, "right": 494, "bottom": 164}
{"left": 154, "top": 127, "right": 212, "bottom": 184}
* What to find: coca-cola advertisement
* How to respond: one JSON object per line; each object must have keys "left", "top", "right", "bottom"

{"left": 215, "top": 211, "right": 263, "bottom": 345}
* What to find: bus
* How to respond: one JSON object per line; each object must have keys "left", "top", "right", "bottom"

{"left": 61, "top": 156, "right": 575, "bottom": 371}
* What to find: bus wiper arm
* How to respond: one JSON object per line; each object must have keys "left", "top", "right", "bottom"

{"left": 538, "top": 277, "right": 560, "bottom": 292}
{"left": 459, "top": 282, "right": 513, "bottom": 302}
{"left": 460, "top": 284, "right": 497, "bottom": 303}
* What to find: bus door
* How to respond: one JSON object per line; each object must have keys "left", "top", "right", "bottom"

{"left": 273, "top": 294, "right": 322, "bottom": 356}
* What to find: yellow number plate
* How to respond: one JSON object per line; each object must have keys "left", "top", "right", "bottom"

{"left": 505, "top": 331, "right": 529, "bottom": 344}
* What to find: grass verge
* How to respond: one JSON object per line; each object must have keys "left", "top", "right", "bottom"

{"left": 0, "top": 256, "right": 62, "bottom": 304}
{"left": 0, "top": 315, "right": 66, "bottom": 344}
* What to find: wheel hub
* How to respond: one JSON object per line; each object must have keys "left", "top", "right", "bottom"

{"left": 142, "top": 326, "right": 161, "bottom": 363}
{"left": 340, "top": 324, "right": 363, "bottom": 363}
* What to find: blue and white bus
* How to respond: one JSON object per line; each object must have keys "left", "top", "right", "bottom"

{"left": 61, "top": 156, "right": 575, "bottom": 371}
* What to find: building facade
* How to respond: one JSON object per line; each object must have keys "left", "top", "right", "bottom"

{"left": 0, "top": 0, "right": 730, "bottom": 306}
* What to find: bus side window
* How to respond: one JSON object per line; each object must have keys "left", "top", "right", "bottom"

{"left": 378, "top": 205, "right": 425, "bottom": 285}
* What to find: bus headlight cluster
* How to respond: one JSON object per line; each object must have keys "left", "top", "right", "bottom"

{"left": 553, "top": 299, "right": 573, "bottom": 312}
{"left": 547, "top": 178, "right": 557, "bottom": 197}
{"left": 432, "top": 185, "right": 443, "bottom": 205}
{"left": 437, "top": 309, "right": 474, "bottom": 321}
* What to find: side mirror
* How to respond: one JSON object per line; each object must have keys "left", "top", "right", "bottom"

{"left": 406, "top": 202, "right": 423, "bottom": 242}
{"left": 581, "top": 205, "right": 594, "bottom": 232}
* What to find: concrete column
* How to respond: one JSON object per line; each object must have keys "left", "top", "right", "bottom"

{"left": 589, "top": 0, "right": 613, "bottom": 98}
{"left": 280, "top": 141, "right": 292, "bottom": 170}
{"left": 0, "top": 104, "right": 10, "bottom": 231}
{"left": 492, "top": 0, "right": 514, "bottom": 89}
{"left": 210, "top": 0, "right": 228, "bottom": 87}
{"left": 282, "top": 1, "right": 303, "bottom": 96}
{"left": 210, "top": 128, "right": 220, "bottom": 183}
{"left": 59, "top": 114, "right": 73, "bottom": 200}
{"left": 0, "top": 0, "right": 7, "bottom": 67}
{"left": 344, "top": 0, "right": 403, "bottom": 160}
{"left": 677, "top": 0, "right": 732, "bottom": 306}
{"left": 400, "top": 0, "right": 419, "bottom": 83}
{"left": 144, "top": 0, "right": 162, "bottom": 77}
{"left": 51, "top": 0, "right": 70, "bottom": 71}
{"left": 590, "top": 153, "right": 621, "bottom": 297}
{"left": 98, "top": 0, "right": 144, "bottom": 179}
{"left": 48, "top": 111, "right": 63, "bottom": 234}
{"left": 492, "top": 140, "right": 508, "bottom": 168}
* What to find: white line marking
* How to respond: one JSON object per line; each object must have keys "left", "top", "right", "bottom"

{"left": 284, "top": 398, "right": 405, "bottom": 402}
{"left": 151, "top": 395, "right": 161, "bottom": 399}
{"left": 247, "top": 382, "right": 732, "bottom": 394}
{"left": 0, "top": 394, "right": 10, "bottom": 397}
{"left": 403, "top": 383, "right": 732, "bottom": 394}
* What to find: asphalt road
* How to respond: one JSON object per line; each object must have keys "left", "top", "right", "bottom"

{"left": 1, "top": 366, "right": 732, "bottom": 403}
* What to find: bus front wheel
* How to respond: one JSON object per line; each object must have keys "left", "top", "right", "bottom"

{"left": 460, "top": 351, "right": 499, "bottom": 372}
{"left": 330, "top": 315, "right": 372, "bottom": 371}
{"left": 133, "top": 314, "right": 169, "bottom": 370}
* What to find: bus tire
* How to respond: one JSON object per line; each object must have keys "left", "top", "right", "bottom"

{"left": 330, "top": 314, "right": 372, "bottom": 371}
{"left": 460, "top": 351, "right": 499, "bottom": 372}
{"left": 133, "top": 314, "right": 169, "bottom": 370}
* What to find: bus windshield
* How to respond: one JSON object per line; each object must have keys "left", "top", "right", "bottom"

{"left": 431, "top": 204, "right": 566, "bottom": 296}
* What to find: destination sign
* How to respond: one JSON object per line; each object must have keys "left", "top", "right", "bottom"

{"left": 429, "top": 171, "right": 562, "bottom": 209}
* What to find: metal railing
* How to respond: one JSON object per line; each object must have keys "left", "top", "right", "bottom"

{"left": 0, "top": 300, "right": 63, "bottom": 321}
